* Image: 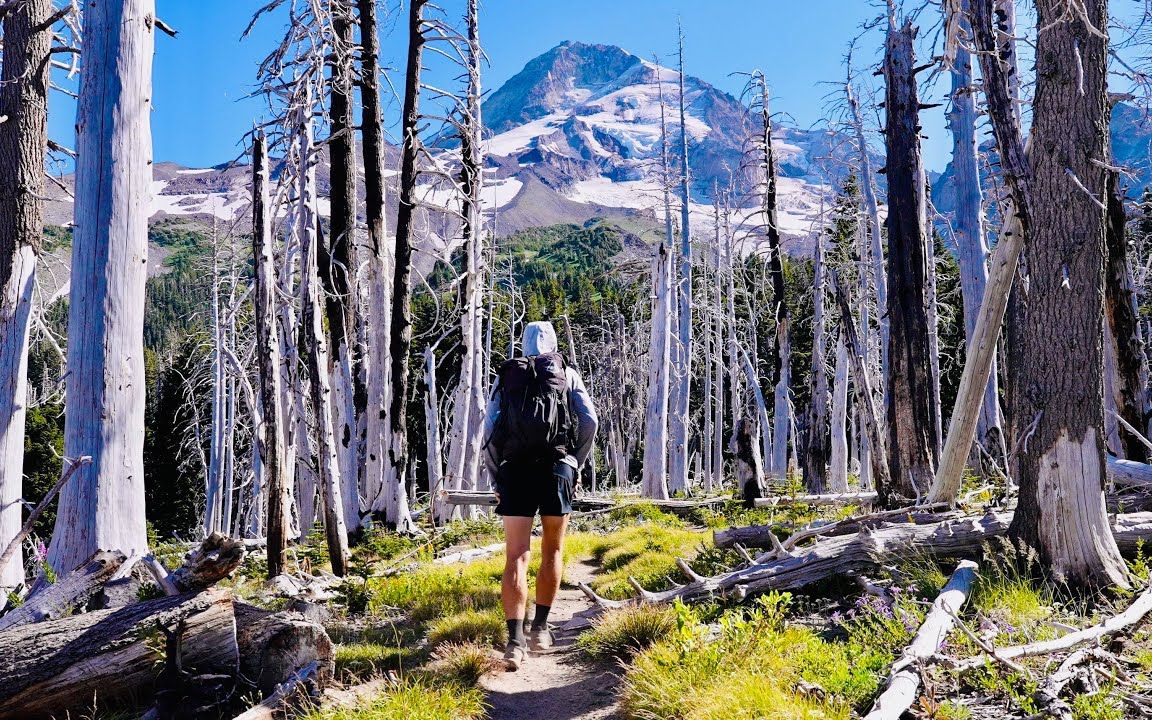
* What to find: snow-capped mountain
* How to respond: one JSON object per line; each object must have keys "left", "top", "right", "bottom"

{"left": 44, "top": 41, "right": 869, "bottom": 257}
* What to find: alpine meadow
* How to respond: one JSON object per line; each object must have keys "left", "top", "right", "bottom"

{"left": 8, "top": 0, "right": 1152, "bottom": 718}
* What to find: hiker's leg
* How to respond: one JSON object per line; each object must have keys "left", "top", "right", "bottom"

{"left": 536, "top": 514, "right": 568, "bottom": 609}
{"left": 502, "top": 516, "right": 534, "bottom": 629}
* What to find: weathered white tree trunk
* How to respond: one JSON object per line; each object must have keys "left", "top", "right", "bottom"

{"left": 296, "top": 101, "right": 349, "bottom": 576}
{"left": 805, "top": 231, "right": 830, "bottom": 492}
{"left": 0, "top": 0, "right": 52, "bottom": 588}
{"left": 424, "top": 347, "right": 445, "bottom": 517}
{"left": 252, "top": 132, "right": 289, "bottom": 576}
{"left": 946, "top": 0, "right": 1005, "bottom": 465}
{"left": 710, "top": 200, "right": 726, "bottom": 492}
{"left": 48, "top": 0, "right": 154, "bottom": 574}
{"left": 445, "top": 0, "right": 488, "bottom": 519}
{"left": 668, "top": 35, "right": 694, "bottom": 497}
{"left": 829, "top": 333, "right": 850, "bottom": 493}
{"left": 641, "top": 67, "right": 676, "bottom": 501}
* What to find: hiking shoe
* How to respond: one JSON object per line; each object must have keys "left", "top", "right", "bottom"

{"left": 503, "top": 642, "right": 527, "bottom": 671}
{"left": 528, "top": 625, "right": 554, "bottom": 651}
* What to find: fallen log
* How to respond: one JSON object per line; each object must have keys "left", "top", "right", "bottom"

{"left": 714, "top": 505, "right": 954, "bottom": 550}
{"left": 955, "top": 580, "right": 1152, "bottom": 671}
{"left": 585, "top": 512, "right": 1152, "bottom": 607}
{"left": 235, "top": 601, "right": 334, "bottom": 695}
{"left": 231, "top": 661, "right": 318, "bottom": 720}
{"left": 0, "top": 588, "right": 239, "bottom": 720}
{"left": 0, "top": 549, "right": 126, "bottom": 632}
{"left": 864, "top": 560, "right": 978, "bottom": 720}
{"left": 434, "top": 542, "right": 504, "bottom": 565}
{"left": 171, "top": 532, "right": 247, "bottom": 592}
{"left": 753, "top": 491, "right": 879, "bottom": 508}
{"left": 1107, "top": 456, "right": 1152, "bottom": 489}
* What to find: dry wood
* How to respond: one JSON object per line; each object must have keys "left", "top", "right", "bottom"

{"left": 714, "top": 504, "right": 953, "bottom": 550}
{"left": 170, "top": 532, "right": 246, "bottom": 592}
{"left": 956, "top": 581, "right": 1152, "bottom": 671}
{"left": 753, "top": 491, "right": 878, "bottom": 509}
{"left": 864, "top": 560, "right": 977, "bottom": 720}
{"left": 234, "top": 601, "right": 334, "bottom": 696}
{"left": 0, "top": 549, "right": 125, "bottom": 631}
{"left": 231, "top": 660, "right": 318, "bottom": 720}
{"left": 0, "top": 589, "right": 238, "bottom": 720}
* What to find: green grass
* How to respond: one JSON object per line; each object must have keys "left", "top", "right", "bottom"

{"left": 426, "top": 608, "right": 507, "bottom": 649}
{"left": 298, "top": 680, "right": 485, "bottom": 720}
{"left": 585, "top": 524, "right": 718, "bottom": 601}
{"left": 578, "top": 605, "right": 679, "bottom": 660}
{"left": 335, "top": 643, "right": 419, "bottom": 681}
{"left": 620, "top": 593, "right": 918, "bottom": 720}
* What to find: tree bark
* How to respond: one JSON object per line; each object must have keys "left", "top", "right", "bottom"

{"left": 883, "top": 17, "right": 940, "bottom": 504}
{"left": 388, "top": 0, "right": 428, "bottom": 512}
{"left": 668, "top": 34, "right": 693, "bottom": 496}
{"left": 0, "top": 550, "right": 126, "bottom": 632}
{"left": 48, "top": 0, "right": 154, "bottom": 574}
{"left": 1104, "top": 170, "right": 1150, "bottom": 462}
{"left": 805, "top": 230, "right": 830, "bottom": 492}
{"left": 323, "top": 1, "right": 363, "bottom": 534}
{"left": 947, "top": 0, "right": 1005, "bottom": 466}
{"left": 0, "top": 0, "right": 52, "bottom": 588}
{"left": 1008, "top": 0, "right": 1129, "bottom": 589}
{"left": 829, "top": 333, "right": 850, "bottom": 492}
{"left": 0, "top": 589, "right": 239, "bottom": 720}
{"left": 251, "top": 133, "right": 289, "bottom": 577}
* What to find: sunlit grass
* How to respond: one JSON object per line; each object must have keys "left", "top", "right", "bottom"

{"left": 426, "top": 608, "right": 506, "bottom": 649}
{"left": 578, "top": 605, "right": 679, "bottom": 660}
{"left": 297, "top": 679, "right": 485, "bottom": 720}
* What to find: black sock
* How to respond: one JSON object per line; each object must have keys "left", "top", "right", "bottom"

{"left": 507, "top": 619, "right": 526, "bottom": 647}
{"left": 532, "top": 604, "right": 551, "bottom": 630}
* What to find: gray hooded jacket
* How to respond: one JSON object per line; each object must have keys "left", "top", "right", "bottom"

{"left": 482, "top": 321, "right": 599, "bottom": 477}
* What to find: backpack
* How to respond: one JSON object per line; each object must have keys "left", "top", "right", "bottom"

{"left": 489, "top": 352, "right": 576, "bottom": 465}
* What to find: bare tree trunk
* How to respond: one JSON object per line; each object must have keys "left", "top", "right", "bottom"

{"left": 805, "top": 231, "right": 830, "bottom": 492}
{"left": 668, "top": 32, "right": 693, "bottom": 497}
{"left": 0, "top": 0, "right": 51, "bottom": 587}
{"left": 446, "top": 0, "right": 488, "bottom": 515}
{"left": 388, "top": 0, "right": 428, "bottom": 510}
{"left": 829, "top": 332, "right": 850, "bottom": 492}
{"left": 252, "top": 132, "right": 289, "bottom": 576}
{"left": 1104, "top": 169, "right": 1150, "bottom": 462}
{"left": 48, "top": 0, "right": 153, "bottom": 574}
{"left": 297, "top": 99, "right": 350, "bottom": 577}
{"left": 323, "top": 2, "right": 363, "bottom": 533}
{"left": 882, "top": 16, "right": 940, "bottom": 504}
{"left": 711, "top": 199, "right": 725, "bottom": 492}
{"left": 947, "top": 0, "right": 1005, "bottom": 465}
{"left": 357, "top": 0, "right": 410, "bottom": 529}
{"left": 641, "top": 66, "right": 675, "bottom": 501}
{"left": 1009, "top": 0, "right": 1129, "bottom": 589}
{"left": 424, "top": 347, "right": 445, "bottom": 518}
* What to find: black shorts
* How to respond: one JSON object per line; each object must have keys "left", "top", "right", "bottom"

{"left": 494, "top": 458, "right": 575, "bottom": 517}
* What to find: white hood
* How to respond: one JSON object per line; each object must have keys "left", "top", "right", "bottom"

{"left": 522, "top": 321, "right": 558, "bottom": 356}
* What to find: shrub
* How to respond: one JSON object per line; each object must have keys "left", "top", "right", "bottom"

{"left": 578, "top": 605, "right": 678, "bottom": 660}
{"left": 425, "top": 642, "right": 502, "bottom": 686}
{"left": 426, "top": 608, "right": 507, "bottom": 649}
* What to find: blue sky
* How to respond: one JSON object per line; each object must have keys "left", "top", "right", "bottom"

{"left": 41, "top": 1, "right": 1143, "bottom": 173}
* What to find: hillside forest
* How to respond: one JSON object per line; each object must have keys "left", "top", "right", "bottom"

{"left": 5, "top": 0, "right": 1152, "bottom": 719}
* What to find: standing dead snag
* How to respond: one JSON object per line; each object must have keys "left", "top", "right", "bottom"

{"left": 882, "top": 16, "right": 940, "bottom": 504}
{"left": 945, "top": 0, "right": 1005, "bottom": 467}
{"left": 0, "top": 0, "right": 52, "bottom": 588}
{"left": 1007, "top": 0, "right": 1129, "bottom": 589}
{"left": 322, "top": 0, "right": 364, "bottom": 534}
{"left": 48, "top": 0, "right": 154, "bottom": 574}
{"left": 927, "top": 0, "right": 1030, "bottom": 505}
{"left": 805, "top": 228, "right": 830, "bottom": 493}
{"left": 388, "top": 0, "right": 429, "bottom": 506}
{"left": 1104, "top": 169, "right": 1151, "bottom": 462}
{"left": 252, "top": 132, "right": 289, "bottom": 577}
{"left": 668, "top": 30, "right": 694, "bottom": 496}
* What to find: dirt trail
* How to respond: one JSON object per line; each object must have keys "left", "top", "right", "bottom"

{"left": 481, "top": 560, "right": 622, "bottom": 720}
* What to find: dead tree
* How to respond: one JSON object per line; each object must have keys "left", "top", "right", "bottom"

{"left": 48, "top": 0, "right": 154, "bottom": 574}
{"left": 252, "top": 132, "right": 289, "bottom": 577}
{"left": 926, "top": 0, "right": 1029, "bottom": 504}
{"left": 322, "top": 0, "right": 363, "bottom": 533}
{"left": 1104, "top": 170, "right": 1151, "bottom": 462}
{"left": 881, "top": 16, "right": 940, "bottom": 504}
{"left": 668, "top": 30, "right": 693, "bottom": 496}
{"left": 1007, "top": 0, "right": 1129, "bottom": 588}
{"left": 945, "top": 0, "right": 1005, "bottom": 466}
{"left": 388, "top": 0, "right": 429, "bottom": 502}
{"left": 357, "top": 0, "right": 412, "bottom": 529}
{"left": 641, "top": 65, "right": 676, "bottom": 501}
{"left": 0, "top": 0, "right": 53, "bottom": 588}
{"left": 804, "top": 230, "right": 830, "bottom": 492}
{"left": 750, "top": 72, "right": 791, "bottom": 481}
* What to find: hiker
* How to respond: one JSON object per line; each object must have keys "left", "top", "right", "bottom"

{"left": 482, "top": 320, "right": 598, "bottom": 671}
